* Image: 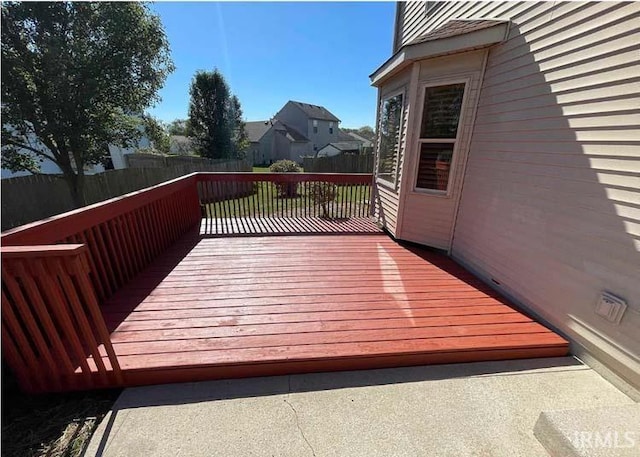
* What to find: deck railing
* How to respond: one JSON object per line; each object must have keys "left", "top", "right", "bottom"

{"left": 196, "top": 172, "right": 373, "bottom": 220}
{"left": 1, "top": 174, "right": 202, "bottom": 391}
{"left": 1, "top": 171, "right": 374, "bottom": 392}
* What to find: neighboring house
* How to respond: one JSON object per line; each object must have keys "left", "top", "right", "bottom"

{"left": 246, "top": 119, "right": 309, "bottom": 165}
{"left": 316, "top": 141, "right": 362, "bottom": 158}
{"left": 340, "top": 131, "right": 374, "bottom": 149}
{"left": 370, "top": 2, "right": 640, "bottom": 391}
{"left": 2, "top": 130, "right": 151, "bottom": 178}
{"left": 169, "top": 135, "right": 194, "bottom": 155}
{"left": 246, "top": 101, "right": 342, "bottom": 165}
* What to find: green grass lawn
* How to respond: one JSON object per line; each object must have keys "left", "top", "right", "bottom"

{"left": 252, "top": 166, "right": 271, "bottom": 172}
{"left": 203, "top": 182, "right": 371, "bottom": 218}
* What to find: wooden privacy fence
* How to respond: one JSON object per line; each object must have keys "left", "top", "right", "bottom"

{"left": 125, "top": 153, "right": 250, "bottom": 170}
{"left": 197, "top": 173, "right": 373, "bottom": 220}
{"left": 303, "top": 154, "right": 374, "bottom": 173}
{"left": 1, "top": 158, "right": 250, "bottom": 231}
{"left": 1, "top": 174, "right": 202, "bottom": 391}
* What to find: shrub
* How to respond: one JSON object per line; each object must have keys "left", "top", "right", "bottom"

{"left": 269, "top": 160, "right": 301, "bottom": 197}
{"left": 269, "top": 160, "right": 301, "bottom": 173}
{"left": 309, "top": 182, "right": 338, "bottom": 218}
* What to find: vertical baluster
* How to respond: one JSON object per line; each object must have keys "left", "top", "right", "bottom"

{"left": 30, "top": 259, "right": 93, "bottom": 385}
{"left": 2, "top": 268, "right": 61, "bottom": 389}
{"left": 109, "top": 218, "right": 132, "bottom": 283}
{"left": 77, "top": 230, "right": 107, "bottom": 300}
{"left": 50, "top": 257, "right": 109, "bottom": 385}
{"left": 91, "top": 225, "right": 118, "bottom": 293}
{"left": 13, "top": 260, "right": 76, "bottom": 381}
{"left": 99, "top": 223, "right": 125, "bottom": 288}
{"left": 66, "top": 256, "right": 123, "bottom": 385}
{"left": 1, "top": 291, "right": 42, "bottom": 392}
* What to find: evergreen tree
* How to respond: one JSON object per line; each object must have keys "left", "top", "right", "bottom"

{"left": 187, "top": 69, "right": 247, "bottom": 159}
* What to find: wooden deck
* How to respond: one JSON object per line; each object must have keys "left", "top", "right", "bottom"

{"left": 98, "top": 232, "right": 568, "bottom": 387}
{"left": 199, "top": 216, "right": 382, "bottom": 236}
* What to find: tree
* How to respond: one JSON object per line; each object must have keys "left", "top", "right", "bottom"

{"left": 167, "top": 119, "right": 189, "bottom": 136}
{"left": 187, "top": 69, "right": 247, "bottom": 160}
{"left": 230, "top": 95, "right": 249, "bottom": 159}
{"left": 1, "top": 2, "right": 174, "bottom": 206}
{"left": 142, "top": 115, "right": 170, "bottom": 154}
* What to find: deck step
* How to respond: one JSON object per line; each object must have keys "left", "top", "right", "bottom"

{"left": 533, "top": 404, "right": 640, "bottom": 456}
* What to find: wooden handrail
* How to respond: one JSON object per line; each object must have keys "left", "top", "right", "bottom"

{"left": 196, "top": 172, "right": 373, "bottom": 184}
{"left": 1, "top": 244, "right": 122, "bottom": 392}
{"left": 1, "top": 173, "right": 200, "bottom": 245}
{"left": 1, "top": 173, "right": 202, "bottom": 303}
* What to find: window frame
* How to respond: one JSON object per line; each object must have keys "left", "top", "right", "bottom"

{"left": 375, "top": 87, "right": 405, "bottom": 190}
{"left": 411, "top": 78, "right": 469, "bottom": 197}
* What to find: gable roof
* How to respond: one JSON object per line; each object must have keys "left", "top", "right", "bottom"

{"left": 288, "top": 101, "right": 340, "bottom": 122}
{"left": 245, "top": 121, "right": 272, "bottom": 143}
{"left": 281, "top": 123, "right": 308, "bottom": 142}
{"left": 318, "top": 141, "right": 362, "bottom": 153}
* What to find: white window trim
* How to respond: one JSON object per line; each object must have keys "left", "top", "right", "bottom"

{"left": 409, "top": 77, "right": 470, "bottom": 198}
{"left": 375, "top": 87, "right": 406, "bottom": 191}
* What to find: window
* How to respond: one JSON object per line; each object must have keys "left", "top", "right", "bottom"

{"left": 415, "top": 83, "right": 465, "bottom": 192}
{"left": 313, "top": 119, "right": 318, "bottom": 134}
{"left": 376, "top": 92, "right": 404, "bottom": 184}
{"left": 329, "top": 122, "right": 334, "bottom": 134}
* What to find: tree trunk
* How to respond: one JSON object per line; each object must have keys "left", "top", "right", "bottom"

{"left": 64, "top": 170, "right": 87, "bottom": 208}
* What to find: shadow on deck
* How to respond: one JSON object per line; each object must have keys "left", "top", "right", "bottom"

{"left": 199, "top": 216, "right": 383, "bottom": 236}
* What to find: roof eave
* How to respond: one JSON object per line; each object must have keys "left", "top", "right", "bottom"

{"left": 370, "top": 21, "right": 510, "bottom": 87}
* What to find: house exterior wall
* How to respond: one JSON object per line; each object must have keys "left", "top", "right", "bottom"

{"left": 397, "top": 50, "right": 486, "bottom": 249}
{"left": 274, "top": 103, "right": 308, "bottom": 137}
{"left": 393, "top": 1, "right": 640, "bottom": 389}
{"left": 290, "top": 142, "right": 311, "bottom": 162}
{"left": 307, "top": 118, "right": 339, "bottom": 153}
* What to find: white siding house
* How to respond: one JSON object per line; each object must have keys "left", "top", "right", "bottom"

{"left": 371, "top": 1, "right": 640, "bottom": 393}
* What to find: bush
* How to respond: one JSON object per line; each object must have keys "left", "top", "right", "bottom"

{"left": 269, "top": 160, "right": 301, "bottom": 173}
{"left": 269, "top": 160, "right": 301, "bottom": 197}
{"left": 309, "top": 182, "right": 338, "bottom": 218}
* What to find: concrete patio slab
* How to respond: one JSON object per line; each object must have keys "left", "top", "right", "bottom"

{"left": 83, "top": 357, "right": 637, "bottom": 457}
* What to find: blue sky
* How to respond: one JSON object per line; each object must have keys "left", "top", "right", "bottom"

{"left": 147, "top": 2, "right": 396, "bottom": 129}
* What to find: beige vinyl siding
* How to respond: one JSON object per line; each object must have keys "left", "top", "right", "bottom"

{"left": 393, "top": 1, "right": 640, "bottom": 387}
{"left": 398, "top": 50, "right": 486, "bottom": 250}
{"left": 373, "top": 71, "right": 411, "bottom": 236}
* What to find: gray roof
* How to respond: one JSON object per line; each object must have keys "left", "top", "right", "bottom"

{"left": 281, "top": 123, "right": 308, "bottom": 142}
{"left": 409, "top": 19, "right": 508, "bottom": 45}
{"left": 339, "top": 131, "right": 374, "bottom": 147}
{"left": 245, "top": 121, "right": 272, "bottom": 143}
{"left": 319, "top": 141, "right": 362, "bottom": 152}
{"left": 289, "top": 101, "right": 340, "bottom": 122}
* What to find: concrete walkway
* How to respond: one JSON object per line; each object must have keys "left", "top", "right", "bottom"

{"left": 84, "top": 357, "right": 636, "bottom": 457}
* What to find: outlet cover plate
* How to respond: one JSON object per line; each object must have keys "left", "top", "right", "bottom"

{"left": 595, "top": 292, "right": 627, "bottom": 324}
